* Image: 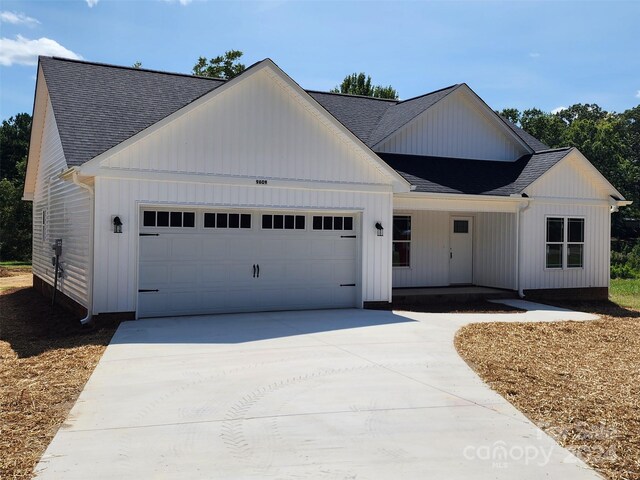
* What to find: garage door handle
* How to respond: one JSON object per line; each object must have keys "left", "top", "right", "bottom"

{"left": 256, "top": 264, "right": 260, "bottom": 278}
{"left": 253, "top": 264, "right": 256, "bottom": 278}
{"left": 138, "top": 289, "right": 159, "bottom": 293}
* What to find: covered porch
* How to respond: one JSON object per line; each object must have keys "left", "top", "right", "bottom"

{"left": 392, "top": 193, "right": 527, "bottom": 297}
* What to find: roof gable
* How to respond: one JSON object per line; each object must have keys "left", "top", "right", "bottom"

{"left": 374, "top": 85, "right": 532, "bottom": 160}
{"left": 81, "top": 59, "right": 410, "bottom": 191}
{"left": 40, "top": 57, "right": 224, "bottom": 166}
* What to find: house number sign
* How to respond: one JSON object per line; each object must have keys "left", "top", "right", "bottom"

{"left": 256, "top": 179, "right": 268, "bottom": 185}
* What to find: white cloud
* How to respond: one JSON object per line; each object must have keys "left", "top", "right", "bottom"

{"left": 636, "top": 90, "right": 640, "bottom": 99}
{"left": 551, "top": 106, "right": 567, "bottom": 114}
{"left": 529, "top": 52, "right": 541, "bottom": 58}
{"left": 0, "top": 11, "right": 40, "bottom": 26}
{"left": 0, "top": 35, "right": 82, "bottom": 66}
{"left": 86, "top": 0, "right": 99, "bottom": 7}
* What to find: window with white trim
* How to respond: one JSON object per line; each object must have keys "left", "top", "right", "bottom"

{"left": 393, "top": 215, "right": 411, "bottom": 267}
{"left": 545, "top": 217, "right": 584, "bottom": 269}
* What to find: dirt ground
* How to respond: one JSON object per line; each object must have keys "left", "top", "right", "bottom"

{"left": 456, "top": 301, "right": 640, "bottom": 480}
{"left": 0, "top": 279, "right": 120, "bottom": 479}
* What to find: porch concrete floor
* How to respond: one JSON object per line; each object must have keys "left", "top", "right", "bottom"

{"left": 33, "top": 302, "right": 601, "bottom": 479}
{"left": 393, "top": 286, "right": 512, "bottom": 297}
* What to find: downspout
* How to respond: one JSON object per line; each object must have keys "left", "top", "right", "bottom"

{"left": 68, "top": 168, "right": 95, "bottom": 325}
{"left": 515, "top": 197, "right": 531, "bottom": 298}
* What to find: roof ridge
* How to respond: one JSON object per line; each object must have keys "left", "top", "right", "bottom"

{"left": 43, "top": 56, "right": 226, "bottom": 82}
{"left": 532, "top": 147, "right": 572, "bottom": 153}
{"left": 396, "top": 83, "right": 460, "bottom": 104}
{"left": 305, "top": 89, "right": 399, "bottom": 102}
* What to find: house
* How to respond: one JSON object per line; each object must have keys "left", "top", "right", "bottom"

{"left": 23, "top": 56, "right": 631, "bottom": 322}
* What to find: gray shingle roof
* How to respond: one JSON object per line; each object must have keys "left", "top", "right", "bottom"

{"left": 39, "top": 56, "right": 553, "bottom": 179}
{"left": 40, "top": 57, "right": 224, "bottom": 166}
{"left": 378, "top": 148, "right": 572, "bottom": 196}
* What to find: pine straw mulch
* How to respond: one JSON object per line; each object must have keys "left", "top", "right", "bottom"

{"left": 455, "top": 301, "right": 640, "bottom": 480}
{"left": 0, "top": 286, "right": 121, "bottom": 479}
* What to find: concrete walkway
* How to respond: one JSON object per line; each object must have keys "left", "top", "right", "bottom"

{"left": 35, "top": 302, "right": 601, "bottom": 479}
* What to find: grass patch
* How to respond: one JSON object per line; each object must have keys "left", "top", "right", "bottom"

{"left": 0, "top": 282, "right": 120, "bottom": 479}
{"left": 456, "top": 302, "right": 640, "bottom": 480}
{"left": 610, "top": 278, "right": 640, "bottom": 310}
{"left": 0, "top": 261, "right": 32, "bottom": 267}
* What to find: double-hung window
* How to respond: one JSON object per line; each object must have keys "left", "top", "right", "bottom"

{"left": 545, "top": 217, "right": 584, "bottom": 269}
{"left": 392, "top": 215, "right": 411, "bottom": 267}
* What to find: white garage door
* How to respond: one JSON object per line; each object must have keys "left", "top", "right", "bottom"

{"left": 137, "top": 209, "right": 359, "bottom": 318}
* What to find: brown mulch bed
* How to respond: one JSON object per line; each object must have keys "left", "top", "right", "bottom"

{"left": 455, "top": 301, "right": 640, "bottom": 480}
{"left": 0, "top": 285, "right": 120, "bottom": 479}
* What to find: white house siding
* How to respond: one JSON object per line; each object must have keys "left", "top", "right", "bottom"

{"left": 392, "top": 210, "right": 450, "bottom": 288}
{"left": 519, "top": 203, "right": 610, "bottom": 290}
{"left": 473, "top": 212, "right": 517, "bottom": 289}
{"left": 525, "top": 155, "right": 604, "bottom": 199}
{"left": 376, "top": 92, "right": 528, "bottom": 161}
{"left": 100, "top": 68, "right": 391, "bottom": 187}
{"left": 32, "top": 99, "right": 91, "bottom": 307}
{"left": 92, "top": 177, "right": 393, "bottom": 314}
{"left": 392, "top": 209, "right": 517, "bottom": 289}
{"left": 519, "top": 153, "right": 613, "bottom": 290}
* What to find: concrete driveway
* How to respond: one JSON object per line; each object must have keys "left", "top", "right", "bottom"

{"left": 35, "top": 302, "right": 601, "bottom": 479}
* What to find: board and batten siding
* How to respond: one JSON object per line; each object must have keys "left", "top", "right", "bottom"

{"left": 392, "top": 210, "right": 517, "bottom": 289}
{"left": 92, "top": 178, "right": 393, "bottom": 314}
{"left": 32, "top": 99, "right": 91, "bottom": 307}
{"left": 376, "top": 91, "right": 528, "bottom": 161}
{"left": 519, "top": 203, "right": 610, "bottom": 290}
{"left": 473, "top": 212, "right": 517, "bottom": 289}
{"left": 519, "top": 152, "right": 613, "bottom": 290}
{"left": 100, "top": 68, "right": 391, "bottom": 187}
{"left": 392, "top": 210, "right": 449, "bottom": 288}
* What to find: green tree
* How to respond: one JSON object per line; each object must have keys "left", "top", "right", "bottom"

{"left": 497, "top": 108, "right": 521, "bottom": 125}
{"left": 331, "top": 73, "right": 398, "bottom": 100}
{"left": 192, "top": 50, "right": 246, "bottom": 79}
{"left": 0, "top": 114, "right": 32, "bottom": 261}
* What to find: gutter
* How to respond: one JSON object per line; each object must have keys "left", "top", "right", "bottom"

{"left": 609, "top": 198, "right": 633, "bottom": 213}
{"left": 60, "top": 167, "right": 95, "bottom": 325}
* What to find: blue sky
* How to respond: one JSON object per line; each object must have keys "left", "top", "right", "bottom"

{"left": 1, "top": 0, "right": 639, "bottom": 121}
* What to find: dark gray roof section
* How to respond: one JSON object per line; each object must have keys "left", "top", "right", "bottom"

{"left": 40, "top": 57, "right": 224, "bottom": 166}
{"left": 307, "top": 91, "right": 395, "bottom": 145}
{"left": 367, "top": 85, "right": 459, "bottom": 147}
{"left": 377, "top": 148, "right": 572, "bottom": 196}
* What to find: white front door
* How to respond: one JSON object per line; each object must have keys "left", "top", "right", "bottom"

{"left": 449, "top": 216, "right": 473, "bottom": 284}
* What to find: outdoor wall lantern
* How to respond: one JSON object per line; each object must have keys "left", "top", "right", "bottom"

{"left": 112, "top": 215, "right": 123, "bottom": 234}
{"left": 375, "top": 222, "right": 384, "bottom": 237}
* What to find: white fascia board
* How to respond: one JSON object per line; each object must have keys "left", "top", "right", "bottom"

{"left": 96, "top": 167, "right": 394, "bottom": 193}
{"left": 79, "top": 59, "right": 411, "bottom": 193}
{"left": 524, "top": 148, "right": 626, "bottom": 200}
{"left": 23, "top": 64, "right": 48, "bottom": 200}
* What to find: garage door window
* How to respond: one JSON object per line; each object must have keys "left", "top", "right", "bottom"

{"left": 204, "top": 213, "right": 251, "bottom": 229}
{"left": 312, "top": 216, "right": 353, "bottom": 231}
{"left": 143, "top": 211, "right": 195, "bottom": 228}
{"left": 262, "top": 214, "right": 305, "bottom": 230}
